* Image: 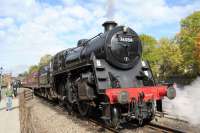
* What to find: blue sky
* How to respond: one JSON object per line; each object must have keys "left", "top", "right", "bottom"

{"left": 0, "top": 0, "right": 199, "bottom": 76}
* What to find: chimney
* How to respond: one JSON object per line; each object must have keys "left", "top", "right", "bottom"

{"left": 102, "top": 21, "right": 117, "bottom": 32}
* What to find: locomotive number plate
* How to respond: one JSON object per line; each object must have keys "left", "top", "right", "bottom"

{"left": 118, "top": 35, "right": 133, "bottom": 43}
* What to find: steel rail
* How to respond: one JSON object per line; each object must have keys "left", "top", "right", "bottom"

{"left": 34, "top": 94, "right": 120, "bottom": 133}
{"left": 146, "top": 122, "right": 186, "bottom": 133}
{"left": 33, "top": 91, "right": 188, "bottom": 133}
{"left": 156, "top": 111, "right": 189, "bottom": 123}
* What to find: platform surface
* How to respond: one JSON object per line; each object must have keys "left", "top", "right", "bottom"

{"left": 0, "top": 95, "right": 20, "bottom": 133}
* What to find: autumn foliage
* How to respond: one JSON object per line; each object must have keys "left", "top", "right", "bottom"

{"left": 141, "top": 11, "right": 200, "bottom": 83}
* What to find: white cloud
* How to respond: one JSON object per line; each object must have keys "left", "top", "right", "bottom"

{"left": 0, "top": 17, "right": 14, "bottom": 29}
{"left": 112, "top": 0, "right": 200, "bottom": 31}
{"left": 0, "top": 0, "right": 200, "bottom": 76}
{"left": 0, "top": 0, "right": 40, "bottom": 22}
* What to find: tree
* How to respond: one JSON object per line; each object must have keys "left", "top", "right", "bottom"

{"left": 176, "top": 11, "right": 200, "bottom": 77}
{"left": 139, "top": 34, "right": 160, "bottom": 78}
{"left": 18, "top": 71, "right": 28, "bottom": 77}
{"left": 17, "top": 71, "right": 28, "bottom": 82}
{"left": 195, "top": 33, "right": 200, "bottom": 73}
{"left": 157, "top": 38, "right": 184, "bottom": 80}
{"left": 38, "top": 54, "right": 52, "bottom": 67}
{"left": 28, "top": 65, "right": 38, "bottom": 74}
{"left": 140, "top": 34, "right": 157, "bottom": 60}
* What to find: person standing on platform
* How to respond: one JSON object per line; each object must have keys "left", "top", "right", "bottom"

{"left": 0, "top": 67, "right": 3, "bottom": 102}
{"left": 5, "top": 88, "right": 13, "bottom": 111}
{"left": 12, "top": 80, "right": 18, "bottom": 97}
{"left": 0, "top": 86, "right": 1, "bottom": 102}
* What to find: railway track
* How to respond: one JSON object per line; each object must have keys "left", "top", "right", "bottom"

{"left": 34, "top": 93, "right": 119, "bottom": 133}
{"left": 87, "top": 118, "right": 120, "bottom": 133}
{"left": 146, "top": 123, "right": 186, "bottom": 133}
{"left": 31, "top": 91, "right": 188, "bottom": 133}
{"left": 156, "top": 111, "right": 188, "bottom": 124}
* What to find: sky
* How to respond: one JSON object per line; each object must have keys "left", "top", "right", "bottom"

{"left": 0, "top": 0, "right": 200, "bottom": 76}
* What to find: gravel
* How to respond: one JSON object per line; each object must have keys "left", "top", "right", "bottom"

{"left": 25, "top": 95, "right": 200, "bottom": 133}
{"left": 27, "top": 97, "right": 113, "bottom": 133}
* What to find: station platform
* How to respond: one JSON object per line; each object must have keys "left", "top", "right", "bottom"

{"left": 0, "top": 96, "right": 20, "bottom": 133}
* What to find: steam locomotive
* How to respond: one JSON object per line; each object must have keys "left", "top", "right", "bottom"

{"left": 23, "top": 21, "right": 176, "bottom": 128}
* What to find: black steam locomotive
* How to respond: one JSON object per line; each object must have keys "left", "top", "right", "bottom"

{"left": 24, "top": 21, "right": 176, "bottom": 128}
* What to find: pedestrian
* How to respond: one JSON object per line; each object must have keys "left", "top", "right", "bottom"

{"left": 0, "top": 87, "right": 1, "bottom": 102}
{"left": 0, "top": 86, "right": 1, "bottom": 102}
{"left": 12, "top": 80, "right": 18, "bottom": 97}
{"left": 5, "top": 88, "right": 13, "bottom": 111}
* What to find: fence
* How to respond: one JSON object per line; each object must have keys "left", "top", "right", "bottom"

{"left": 19, "top": 89, "right": 35, "bottom": 133}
